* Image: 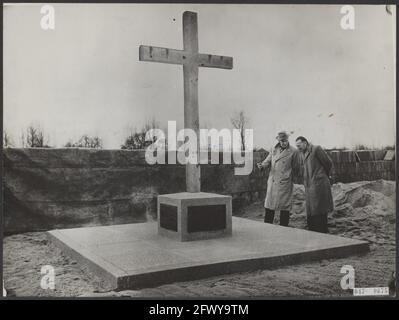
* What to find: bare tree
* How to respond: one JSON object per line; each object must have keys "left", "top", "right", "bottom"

{"left": 230, "top": 110, "right": 249, "bottom": 151}
{"left": 65, "top": 134, "right": 103, "bottom": 149}
{"left": 121, "top": 118, "right": 159, "bottom": 150}
{"left": 3, "top": 130, "right": 13, "bottom": 148}
{"left": 21, "top": 125, "right": 51, "bottom": 148}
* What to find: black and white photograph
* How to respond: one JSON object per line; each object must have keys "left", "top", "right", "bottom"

{"left": 1, "top": 2, "right": 396, "bottom": 302}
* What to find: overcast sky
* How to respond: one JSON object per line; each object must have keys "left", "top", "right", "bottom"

{"left": 3, "top": 4, "right": 396, "bottom": 149}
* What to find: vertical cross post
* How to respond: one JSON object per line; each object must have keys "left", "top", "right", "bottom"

{"left": 183, "top": 11, "right": 200, "bottom": 192}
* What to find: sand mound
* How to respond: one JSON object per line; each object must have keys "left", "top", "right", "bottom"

{"left": 289, "top": 180, "right": 396, "bottom": 244}
{"left": 333, "top": 180, "right": 395, "bottom": 210}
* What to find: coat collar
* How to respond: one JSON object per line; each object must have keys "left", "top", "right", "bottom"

{"left": 304, "top": 143, "right": 313, "bottom": 161}
{"left": 273, "top": 143, "right": 293, "bottom": 162}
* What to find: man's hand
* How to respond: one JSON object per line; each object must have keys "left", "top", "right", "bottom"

{"left": 256, "top": 162, "right": 264, "bottom": 170}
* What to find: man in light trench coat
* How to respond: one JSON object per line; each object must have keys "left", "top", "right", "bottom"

{"left": 295, "top": 136, "right": 334, "bottom": 233}
{"left": 257, "top": 131, "right": 301, "bottom": 227}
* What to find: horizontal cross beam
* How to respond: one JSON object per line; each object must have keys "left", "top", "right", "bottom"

{"left": 197, "top": 53, "right": 233, "bottom": 69}
{"left": 139, "top": 45, "right": 233, "bottom": 69}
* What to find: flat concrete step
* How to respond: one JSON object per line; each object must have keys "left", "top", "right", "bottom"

{"left": 47, "top": 217, "right": 369, "bottom": 291}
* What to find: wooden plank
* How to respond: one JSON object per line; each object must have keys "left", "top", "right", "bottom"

{"left": 139, "top": 46, "right": 233, "bottom": 69}
{"left": 183, "top": 11, "right": 199, "bottom": 53}
{"left": 139, "top": 45, "right": 185, "bottom": 65}
{"left": 197, "top": 53, "right": 233, "bottom": 69}
{"left": 182, "top": 11, "right": 201, "bottom": 192}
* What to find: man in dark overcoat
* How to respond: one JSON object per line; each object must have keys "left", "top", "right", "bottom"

{"left": 295, "top": 136, "right": 333, "bottom": 233}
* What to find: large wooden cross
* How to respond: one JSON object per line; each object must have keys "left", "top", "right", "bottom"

{"left": 139, "top": 11, "right": 233, "bottom": 193}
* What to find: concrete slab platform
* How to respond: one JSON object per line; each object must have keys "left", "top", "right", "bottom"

{"left": 47, "top": 217, "right": 369, "bottom": 291}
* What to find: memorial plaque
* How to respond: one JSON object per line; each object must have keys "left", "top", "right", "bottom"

{"left": 159, "top": 204, "right": 178, "bottom": 232}
{"left": 187, "top": 204, "right": 226, "bottom": 233}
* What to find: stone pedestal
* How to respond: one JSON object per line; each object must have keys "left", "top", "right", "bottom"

{"left": 157, "top": 192, "right": 232, "bottom": 241}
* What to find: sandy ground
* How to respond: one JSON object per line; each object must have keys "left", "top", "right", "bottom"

{"left": 3, "top": 180, "right": 396, "bottom": 298}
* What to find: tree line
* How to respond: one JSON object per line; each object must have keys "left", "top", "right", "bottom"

{"left": 3, "top": 110, "right": 251, "bottom": 150}
{"left": 2, "top": 122, "right": 157, "bottom": 150}
{"left": 4, "top": 114, "right": 393, "bottom": 151}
